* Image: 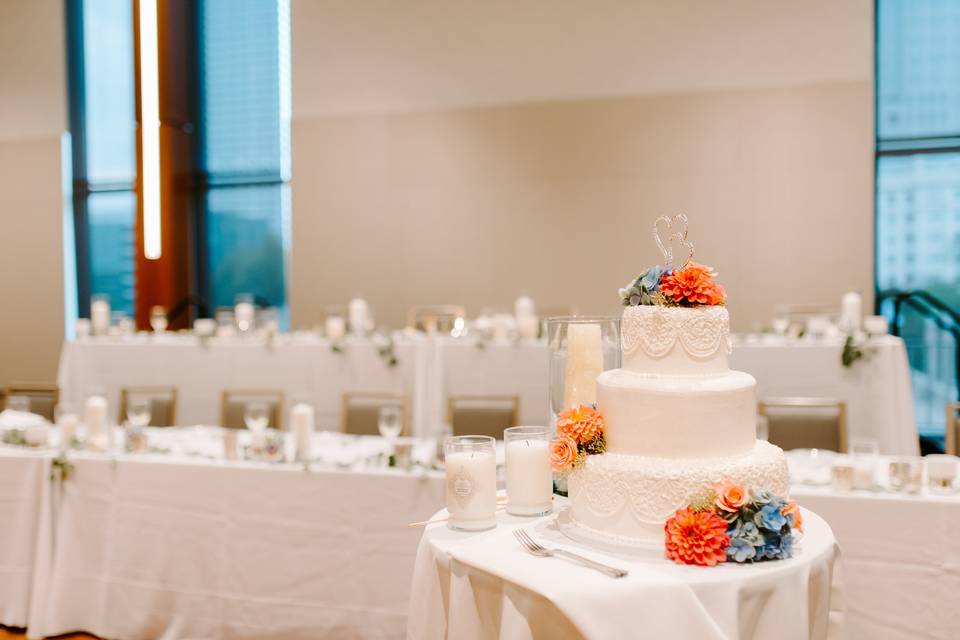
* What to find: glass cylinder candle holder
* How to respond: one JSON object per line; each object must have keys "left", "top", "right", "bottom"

{"left": 925, "top": 454, "right": 958, "bottom": 493}
{"left": 444, "top": 435, "right": 497, "bottom": 531}
{"left": 504, "top": 426, "right": 552, "bottom": 516}
{"left": 547, "top": 316, "right": 621, "bottom": 425}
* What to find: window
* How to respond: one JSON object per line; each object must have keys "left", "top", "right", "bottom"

{"left": 196, "top": 0, "right": 291, "bottom": 312}
{"left": 876, "top": 0, "right": 960, "bottom": 439}
{"left": 66, "top": 0, "right": 138, "bottom": 317}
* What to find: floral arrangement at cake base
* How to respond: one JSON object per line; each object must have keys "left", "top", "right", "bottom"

{"left": 664, "top": 481, "right": 802, "bottom": 566}
{"left": 550, "top": 404, "right": 606, "bottom": 495}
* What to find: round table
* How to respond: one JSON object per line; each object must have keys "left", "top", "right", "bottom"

{"left": 408, "top": 500, "right": 838, "bottom": 640}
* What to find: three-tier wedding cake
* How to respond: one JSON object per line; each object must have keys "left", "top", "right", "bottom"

{"left": 566, "top": 217, "right": 789, "bottom": 544}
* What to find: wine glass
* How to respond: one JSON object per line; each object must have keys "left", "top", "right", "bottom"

{"left": 244, "top": 401, "right": 270, "bottom": 433}
{"left": 150, "top": 306, "right": 168, "bottom": 333}
{"left": 126, "top": 397, "right": 152, "bottom": 428}
{"left": 377, "top": 406, "right": 403, "bottom": 440}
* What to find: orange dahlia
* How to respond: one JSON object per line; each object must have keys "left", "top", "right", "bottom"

{"left": 556, "top": 404, "right": 605, "bottom": 445}
{"left": 659, "top": 261, "right": 726, "bottom": 306}
{"left": 664, "top": 506, "right": 730, "bottom": 566}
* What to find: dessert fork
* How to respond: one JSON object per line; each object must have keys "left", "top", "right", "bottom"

{"left": 513, "top": 528, "right": 628, "bottom": 578}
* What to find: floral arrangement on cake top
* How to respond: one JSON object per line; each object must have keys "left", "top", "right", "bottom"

{"left": 664, "top": 481, "right": 802, "bottom": 566}
{"left": 549, "top": 404, "right": 607, "bottom": 473}
{"left": 619, "top": 214, "right": 726, "bottom": 308}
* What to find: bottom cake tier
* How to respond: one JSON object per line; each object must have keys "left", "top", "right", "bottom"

{"left": 567, "top": 440, "right": 789, "bottom": 544}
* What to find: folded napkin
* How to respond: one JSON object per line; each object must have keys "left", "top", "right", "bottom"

{"left": 0, "top": 409, "right": 50, "bottom": 428}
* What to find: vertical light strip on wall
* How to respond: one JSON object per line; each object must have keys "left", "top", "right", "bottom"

{"left": 139, "top": 0, "right": 161, "bottom": 260}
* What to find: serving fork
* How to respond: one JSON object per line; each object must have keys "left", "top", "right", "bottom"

{"left": 513, "top": 528, "right": 628, "bottom": 578}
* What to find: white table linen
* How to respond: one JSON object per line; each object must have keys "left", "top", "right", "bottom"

{"left": 793, "top": 484, "right": 960, "bottom": 640}
{"left": 409, "top": 503, "right": 837, "bottom": 640}
{"left": 731, "top": 335, "right": 918, "bottom": 455}
{"left": 0, "top": 448, "right": 53, "bottom": 630}
{"left": 58, "top": 334, "right": 430, "bottom": 435}
{"left": 30, "top": 437, "right": 445, "bottom": 639}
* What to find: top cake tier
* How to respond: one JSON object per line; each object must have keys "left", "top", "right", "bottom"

{"left": 621, "top": 305, "right": 731, "bottom": 376}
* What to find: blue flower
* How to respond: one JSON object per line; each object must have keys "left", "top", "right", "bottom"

{"left": 758, "top": 532, "right": 794, "bottom": 560}
{"left": 751, "top": 489, "right": 785, "bottom": 510}
{"left": 639, "top": 265, "right": 666, "bottom": 292}
{"left": 754, "top": 502, "right": 787, "bottom": 532}
{"left": 727, "top": 537, "right": 757, "bottom": 563}
{"left": 728, "top": 520, "right": 764, "bottom": 546}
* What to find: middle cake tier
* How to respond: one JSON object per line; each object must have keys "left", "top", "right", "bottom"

{"left": 597, "top": 367, "right": 757, "bottom": 458}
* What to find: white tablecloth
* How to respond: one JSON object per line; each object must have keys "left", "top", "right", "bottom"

{"left": 58, "top": 334, "right": 430, "bottom": 435}
{"left": 731, "top": 335, "right": 919, "bottom": 456}
{"left": 409, "top": 503, "right": 837, "bottom": 640}
{"left": 793, "top": 484, "right": 960, "bottom": 640}
{"left": 0, "top": 449, "right": 53, "bottom": 630}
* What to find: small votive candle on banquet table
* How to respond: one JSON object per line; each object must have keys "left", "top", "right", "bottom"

{"left": 223, "top": 428, "right": 239, "bottom": 461}
{"left": 235, "top": 295, "right": 256, "bottom": 333}
{"left": 504, "top": 426, "right": 552, "bottom": 516}
{"left": 290, "top": 403, "right": 315, "bottom": 463}
{"left": 348, "top": 298, "right": 370, "bottom": 336}
{"left": 925, "top": 454, "right": 958, "bottom": 492}
{"left": 84, "top": 395, "right": 109, "bottom": 449}
{"left": 840, "top": 291, "right": 863, "bottom": 333}
{"left": 517, "top": 315, "right": 539, "bottom": 340}
{"left": 444, "top": 436, "right": 497, "bottom": 531}
{"left": 90, "top": 295, "right": 111, "bottom": 336}
{"left": 325, "top": 315, "right": 346, "bottom": 340}
{"left": 58, "top": 412, "right": 78, "bottom": 450}
{"left": 831, "top": 460, "right": 854, "bottom": 492}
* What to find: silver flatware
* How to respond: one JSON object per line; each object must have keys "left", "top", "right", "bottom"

{"left": 513, "top": 528, "right": 628, "bottom": 578}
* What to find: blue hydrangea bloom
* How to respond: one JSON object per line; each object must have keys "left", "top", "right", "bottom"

{"left": 754, "top": 502, "right": 787, "bottom": 532}
{"left": 758, "top": 532, "right": 794, "bottom": 560}
{"left": 728, "top": 520, "right": 764, "bottom": 546}
{"left": 727, "top": 537, "right": 757, "bottom": 563}
{"left": 639, "top": 265, "right": 666, "bottom": 292}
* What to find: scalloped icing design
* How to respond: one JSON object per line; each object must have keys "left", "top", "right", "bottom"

{"left": 621, "top": 305, "right": 732, "bottom": 360}
{"left": 568, "top": 441, "right": 789, "bottom": 534}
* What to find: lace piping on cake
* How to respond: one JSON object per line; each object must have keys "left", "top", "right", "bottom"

{"left": 568, "top": 445, "right": 789, "bottom": 525}
{"left": 621, "top": 306, "right": 732, "bottom": 360}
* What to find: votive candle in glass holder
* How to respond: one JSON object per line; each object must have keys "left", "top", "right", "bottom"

{"left": 831, "top": 460, "right": 854, "bottom": 492}
{"left": 444, "top": 435, "right": 497, "bottom": 531}
{"left": 925, "top": 454, "right": 958, "bottom": 493}
{"left": 504, "top": 426, "right": 552, "bottom": 516}
{"left": 547, "top": 316, "right": 621, "bottom": 423}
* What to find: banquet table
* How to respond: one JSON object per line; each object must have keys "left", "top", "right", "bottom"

{"left": 58, "top": 334, "right": 430, "bottom": 434}
{"left": 17, "top": 428, "right": 446, "bottom": 640}
{"left": 731, "top": 335, "right": 919, "bottom": 456}
{"left": 408, "top": 502, "right": 838, "bottom": 640}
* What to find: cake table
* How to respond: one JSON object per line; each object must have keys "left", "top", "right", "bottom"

{"left": 408, "top": 501, "right": 838, "bottom": 640}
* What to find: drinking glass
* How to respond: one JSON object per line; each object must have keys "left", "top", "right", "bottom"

{"left": 444, "top": 435, "right": 497, "bottom": 531}
{"left": 150, "top": 306, "right": 168, "bottom": 333}
{"left": 850, "top": 438, "right": 879, "bottom": 490}
{"left": 126, "top": 397, "right": 152, "bottom": 428}
{"left": 771, "top": 305, "right": 790, "bottom": 337}
{"left": 6, "top": 395, "right": 30, "bottom": 413}
{"left": 244, "top": 401, "right": 270, "bottom": 432}
{"left": 235, "top": 293, "right": 256, "bottom": 334}
{"left": 378, "top": 406, "right": 403, "bottom": 440}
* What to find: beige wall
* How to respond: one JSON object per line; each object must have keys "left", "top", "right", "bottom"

{"left": 290, "top": 0, "right": 874, "bottom": 330}
{"left": 0, "top": 0, "right": 66, "bottom": 387}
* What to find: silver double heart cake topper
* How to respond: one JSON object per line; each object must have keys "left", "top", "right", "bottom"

{"left": 653, "top": 214, "right": 694, "bottom": 270}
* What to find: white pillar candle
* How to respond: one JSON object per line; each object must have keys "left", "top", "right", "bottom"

{"left": 291, "top": 403, "right": 315, "bottom": 462}
{"left": 563, "top": 323, "right": 603, "bottom": 408}
{"left": 235, "top": 301, "right": 255, "bottom": 333}
{"left": 325, "top": 316, "right": 346, "bottom": 340}
{"left": 348, "top": 298, "right": 369, "bottom": 336}
{"left": 517, "top": 315, "right": 539, "bottom": 340}
{"left": 58, "top": 413, "right": 78, "bottom": 450}
{"left": 223, "top": 429, "right": 239, "bottom": 461}
{"left": 841, "top": 292, "right": 862, "bottom": 333}
{"left": 514, "top": 296, "right": 535, "bottom": 319}
{"left": 505, "top": 428, "right": 552, "bottom": 516}
{"left": 445, "top": 438, "right": 497, "bottom": 531}
{"left": 84, "top": 396, "right": 108, "bottom": 450}
{"left": 91, "top": 299, "right": 111, "bottom": 336}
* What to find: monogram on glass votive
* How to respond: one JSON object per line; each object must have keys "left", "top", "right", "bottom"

{"left": 504, "top": 426, "right": 552, "bottom": 517}
{"left": 444, "top": 436, "right": 497, "bottom": 531}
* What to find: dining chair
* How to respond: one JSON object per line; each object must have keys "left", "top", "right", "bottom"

{"left": 945, "top": 403, "right": 960, "bottom": 455}
{"left": 340, "top": 392, "right": 409, "bottom": 436}
{"left": 758, "top": 397, "right": 848, "bottom": 453}
{"left": 119, "top": 386, "right": 178, "bottom": 427}
{"left": 220, "top": 390, "right": 284, "bottom": 430}
{"left": 448, "top": 395, "right": 520, "bottom": 440}
{"left": 3, "top": 384, "right": 59, "bottom": 421}
{"left": 407, "top": 305, "right": 466, "bottom": 335}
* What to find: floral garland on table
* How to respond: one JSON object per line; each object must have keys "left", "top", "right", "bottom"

{"left": 618, "top": 262, "right": 726, "bottom": 308}
{"left": 549, "top": 404, "right": 607, "bottom": 473}
{"left": 664, "top": 481, "right": 803, "bottom": 566}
